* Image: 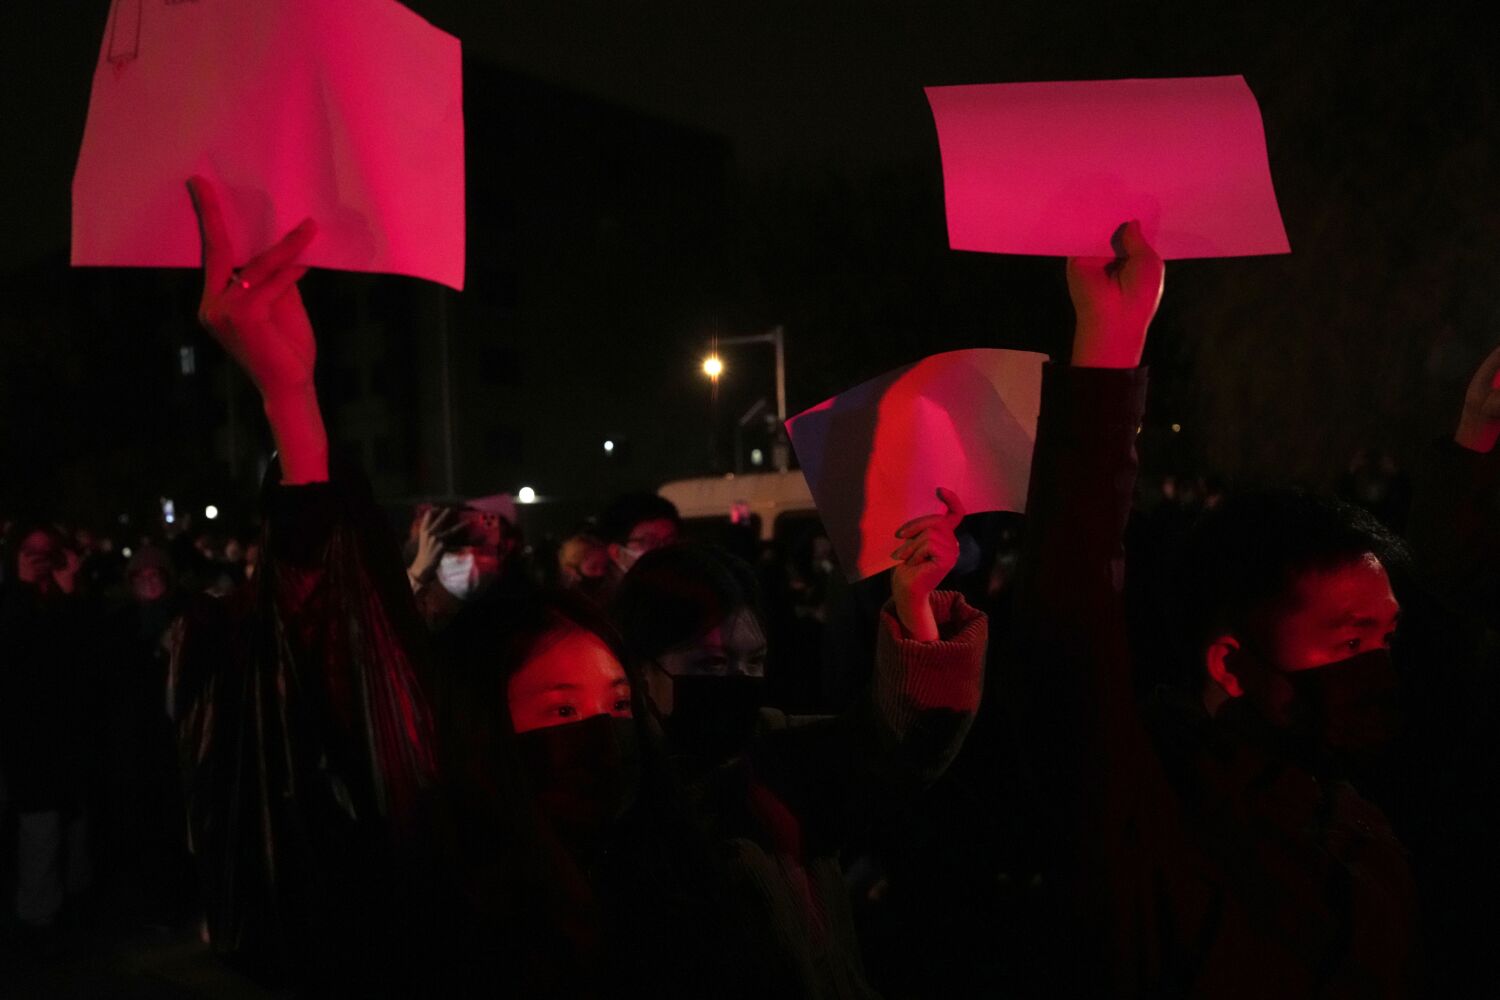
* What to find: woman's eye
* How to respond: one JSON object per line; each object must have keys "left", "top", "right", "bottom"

{"left": 613, "top": 700, "right": 633, "bottom": 714}
{"left": 554, "top": 705, "right": 577, "bottom": 718}
{"left": 1343, "top": 638, "right": 1362, "bottom": 652}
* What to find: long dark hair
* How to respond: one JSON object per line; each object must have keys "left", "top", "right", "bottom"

{"left": 426, "top": 587, "right": 727, "bottom": 992}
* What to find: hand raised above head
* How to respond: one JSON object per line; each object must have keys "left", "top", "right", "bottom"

{"left": 187, "top": 176, "right": 318, "bottom": 404}
{"left": 187, "top": 176, "right": 328, "bottom": 483}
{"left": 1066, "top": 220, "right": 1165, "bottom": 369}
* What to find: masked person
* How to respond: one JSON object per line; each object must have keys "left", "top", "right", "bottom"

{"left": 612, "top": 523, "right": 987, "bottom": 999}
{"left": 1003, "top": 223, "right": 1421, "bottom": 996}
{"left": 174, "top": 178, "right": 754, "bottom": 995}
{"left": 420, "top": 589, "right": 740, "bottom": 997}
{"left": 594, "top": 492, "right": 682, "bottom": 604}
{"left": 405, "top": 494, "right": 524, "bottom": 630}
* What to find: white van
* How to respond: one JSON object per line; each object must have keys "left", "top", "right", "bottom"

{"left": 657, "top": 470, "right": 820, "bottom": 542}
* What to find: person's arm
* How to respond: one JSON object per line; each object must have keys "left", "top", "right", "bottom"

{"left": 187, "top": 176, "right": 326, "bottom": 484}
{"left": 174, "top": 178, "right": 437, "bottom": 979}
{"left": 1002, "top": 223, "right": 1177, "bottom": 983}
{"left": 1407, "top": 343, "right": 1500, "bottom": 627}
{"left": 752, "top": 491, "right": 987, "bottom": 853}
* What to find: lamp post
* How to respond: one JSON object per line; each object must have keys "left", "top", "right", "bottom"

{"left": 699, "top": 326, "right": 788, "bottom": 471}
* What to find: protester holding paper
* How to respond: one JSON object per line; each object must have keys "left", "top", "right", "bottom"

{"left": 1002, "top": 223, "right": 1424, "bottom": 995}
{"left": 611, "top": 516, "right": 986, "bottom": 998}
{"left": 176, "top": 173, "right": 989, "bottom": 997}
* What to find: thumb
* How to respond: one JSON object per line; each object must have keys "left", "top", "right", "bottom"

{"left": 936, "top": 487, "right": 966, "bottom": 528}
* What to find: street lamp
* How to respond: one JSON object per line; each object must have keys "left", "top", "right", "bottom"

{"left": 698, "top": 326, "right": 788, "bottom": 470}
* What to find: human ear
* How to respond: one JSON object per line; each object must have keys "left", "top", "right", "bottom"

{"left": 1205, "top": 635, "right": 1245, "bottom": 699}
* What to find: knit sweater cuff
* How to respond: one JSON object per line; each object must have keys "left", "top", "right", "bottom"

{"left": 875, "top": 590, "right": 987, "bottom": 715}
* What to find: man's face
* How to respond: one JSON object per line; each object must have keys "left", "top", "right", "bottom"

{"left": 1227, "top": 552, "right": 1402, "bottom": 727}
{"left": 1264, "top": 553, "right": 1401, "bottom": 673}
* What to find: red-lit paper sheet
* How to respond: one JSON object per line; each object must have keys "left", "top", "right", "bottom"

{"left": 72, "top": 0, "right": 465, "bottom": 290}
{"left": 926, "top": 76, "right": 1289, "bottom": 260}
{"left": 786, "top": 349, "right": 1045, "bottom": 581}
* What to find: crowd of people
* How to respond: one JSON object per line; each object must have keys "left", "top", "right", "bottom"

{"left": 4, "top": 180, "right": 1500, "bottom": 998}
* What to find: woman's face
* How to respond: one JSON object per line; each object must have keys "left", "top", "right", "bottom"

{"left": 506, "top": 627, "right": 633, "bottom": 734}
{"left": 655, "top": 608, "right": 768, "bottom": 680}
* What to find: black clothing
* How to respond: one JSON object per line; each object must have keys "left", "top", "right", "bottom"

{"left": 1004, "top": 364, "right": 1416, "bottom": 997}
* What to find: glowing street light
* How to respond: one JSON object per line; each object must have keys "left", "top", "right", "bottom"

{"left": 517, "top": 486, "right": 537, "bottom": 504}
{"left": 205, "top": 504, "right": 220, "bottom": 520}
{"left": 603, "top": 439, "right": 615, "bottom": 454}
{"left": 702, "top": 355, "right": 724, "bottom": 379}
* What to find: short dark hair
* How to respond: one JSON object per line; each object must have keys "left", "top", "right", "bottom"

{"left": 596, "top": 493, "right": 681, "bottom": 545}
{"left": 1174, "top": 488, "right": 1406, "bottom": 668}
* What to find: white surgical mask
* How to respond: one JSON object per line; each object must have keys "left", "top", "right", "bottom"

{"left": 612, "top": 545, "right": 642, "bottom": 575}
{"left": 437, "top": 551, "right": 479, "bottom": 600}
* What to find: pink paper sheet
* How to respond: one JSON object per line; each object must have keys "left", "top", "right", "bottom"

{"left": 72, "top": 0, "right": 465, "bottom": 290}
{"left": 786, "top": 349, "right": 1045, "bottom": 581}
{"left": 926, "top": 76, "right": 1289, "bottom": 260}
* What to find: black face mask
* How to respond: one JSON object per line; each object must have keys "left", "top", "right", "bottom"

{"left": 659, "top": 674, "right": 765, "bottom": 764}
{"left": 1228, "top": 646, "right": 1402, "bottom": 756}
{"left": 1282, "top": 649, "right": 1402, "bottom": 752}
{"left": 513, "top": 714, "right": 640, "bottom": 845}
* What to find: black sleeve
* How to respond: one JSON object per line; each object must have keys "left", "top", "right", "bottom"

{"left": 170, "top": 463, "right": 437, "bottom": 987}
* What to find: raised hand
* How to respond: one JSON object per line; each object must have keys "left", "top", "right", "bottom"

{"left": 1455, "top": 344, "right": 1500, "bottom": 453}
{"left": 408, "top": 505, "right": 462, "bottom": 589}
{"left": 187, "top": 176, "right": 328, "bottom": 483}
{"left": 1066, "top": 220, "right": 1166, "bottom": 369}
{"left": 890, "top": 487, "right": 967, "bottom": 641}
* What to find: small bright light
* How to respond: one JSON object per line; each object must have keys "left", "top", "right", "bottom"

{"left": 205, "top": 505, "right": 220, "bottom": 520}
{"left": 517, "top": 486, "right": 537, "bottom": 504}
{"left": 165, "top": 514, "right": 175, "bottom": 525}
{"left": 122, "top": 547, "right": 133, "bottom": 559}
{"left": 1170, "top": 423, "right": 1182, "bottom": 433}
{"left": 750, "top": 448, "right": 764, "bottom": 466}
{"left": 702, "top": 356, "right": 724, "bottom": 379}
{"left": 603, "top": 439, "right": 615, "bottom": 453}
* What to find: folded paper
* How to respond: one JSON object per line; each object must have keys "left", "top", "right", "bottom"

{"left": 926, "top": 75, "right": 1289, "bottom": 260}
{"left": 787, "top": 349, "right": 1045, "bottom": 581}
{"left": 73, "top": 0, "right": 465, "bottom": 290}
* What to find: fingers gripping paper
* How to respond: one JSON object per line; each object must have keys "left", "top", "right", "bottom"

{"left": 72, "top": 0, "right": 465, "bottom": 290}
{"left": 926, "top": 76, "right": 1289, "bottom": 260}
{"left": 787, "top": 349, "right": 1045, "bottom": 581}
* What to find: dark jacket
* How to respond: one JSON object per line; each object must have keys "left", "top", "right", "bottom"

{"left": 1003, "top": 363, "right": 1416, "bottom": 997}
{"left": 707, "top": 590, "right": 987, "bottom": 999}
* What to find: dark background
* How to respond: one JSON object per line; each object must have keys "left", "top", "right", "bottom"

{"left": 2, "top": 1, "right": 1496, "bottom": 538}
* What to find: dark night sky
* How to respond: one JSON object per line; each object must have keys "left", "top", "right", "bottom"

{"left": 4, "top": 2, "right": 1499, "bottom": 522}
